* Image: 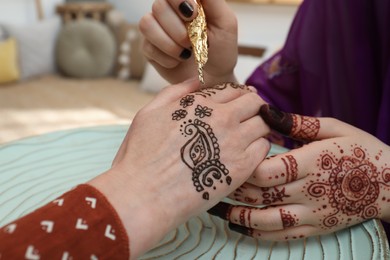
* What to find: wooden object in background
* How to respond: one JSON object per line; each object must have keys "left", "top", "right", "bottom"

{"left": 35, "top": 0, "right": 44, "bottom": 20}
{"left": 56, "top": 3, "right": 113, "bottom": 23}
{"left": 238, "top": 45, "right": 266, "bottom": 57}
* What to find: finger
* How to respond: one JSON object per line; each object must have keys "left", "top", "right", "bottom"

{"left": 202, "top": 0, "right": 237, "bottom": 29}
{"left": 243, "top": 137, "right": 270, "bottom": 174}
{"left": 142, "top": 39, "right": 180, "bottom": 68}
{"left": 153, "top": 0, "right": 192, "bottom": 49}
{"left": 230, "top": 179, "right": 308, "bottom": 206}
{"left": 209, "top": 202, "right": 311, "bottom": 232}
{"left": 167, "top": 0, "right": 199, "bottom": 21}
{"left": 228, "top": 93, "right": 267, "bottom": 123}
{"left": 229, "top": 223, "right": 317, "bottom": 241}
{"left": 238, "top": 116, "right": 270, "bottom": 149}
{"left": 139, "top": 12, "right": 189, "bottom": 61}
{"left": 259, "top": 104, "right": 360, "bottom": 142}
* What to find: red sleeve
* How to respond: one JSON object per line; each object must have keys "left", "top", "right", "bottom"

{"left": 0, "top": 184, "right": 130, "bottom": 259}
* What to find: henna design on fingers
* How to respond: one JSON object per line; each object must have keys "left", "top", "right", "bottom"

{"left": 180, "top": 119, "right": 231, "bottom": 200}
{"left": 259, "top": 104, "right": 320, "bottom": 142}
{"left": 261, "top": 187, "right": 290, "bottom": 205}
{"left": 281, "top": 155, "right": 298, "bottom": 183}
{"left": 304, "top": 145, "right": 390, "bottom": 229}
{"left": 280, "top": 209, "right": 299, "bottom": 228}
{"left": 233, "top": 185, "right": 259, "bottom": 204}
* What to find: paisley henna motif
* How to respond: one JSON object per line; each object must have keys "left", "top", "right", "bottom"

{"left": 180, "top": 119, "right": 230, "bottom": 200}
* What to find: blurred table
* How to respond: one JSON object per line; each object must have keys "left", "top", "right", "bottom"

{"left": 56, "top": 3, "right": 112, "bottom": 23}
{"left": 0, "top": 125, "right": 389, "bottom": 259}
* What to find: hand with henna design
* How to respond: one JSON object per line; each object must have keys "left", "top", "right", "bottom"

{"left": 208, "top": 104, "right": 390, "bottom": 241}
{"left": 91, "top": 80, "right": 270, "bottom": 258}
{"left": 139, "top": 0, "right": 238, "bottom": 86}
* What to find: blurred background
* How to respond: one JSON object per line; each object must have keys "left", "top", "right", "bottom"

{"left": 0, "top": 0, "right": 299, "bottom": 144}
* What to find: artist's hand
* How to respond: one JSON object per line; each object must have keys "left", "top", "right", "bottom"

{"left": 139, "top": 0, "right": 238, "bottom": 86}
{"left": 209, "top": 104, "right": 390, "bottom": 241}
{"left": 90, "top": 80, "right": 270, "bottom": 258}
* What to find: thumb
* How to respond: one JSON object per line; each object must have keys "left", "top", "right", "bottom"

{"left": 258, "top": 104, "right": 361, "bottom": 142}
{"left": 201, "top": 0, "right": 237, "bottom": 28}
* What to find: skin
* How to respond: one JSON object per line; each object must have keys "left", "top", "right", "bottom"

{"left": 140, "top": 0, "right": 390, "bottom": 242}
{"left": 209, "top": 105, "right": 390, "bottom": 240}
{"left": 89, "top": 79, "right": 271, "bottom": 258}
{"left": 139, "top": 0, "right": 238, "bottom": 87}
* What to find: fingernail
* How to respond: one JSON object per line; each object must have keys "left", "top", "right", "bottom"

{"left": 207, "top": 202, "right": 233, "bottom": 220}
{"left": 180, "top": 48, "right": 192, "bottom": 60}
{"left": 259, "top": 104, "right": 292, "bottom": 136}
{"left": 229, "top": 223, "right": 254, "bottom": 236}
{"left": 179, "top": 1, "right": 194, "bottom": 18}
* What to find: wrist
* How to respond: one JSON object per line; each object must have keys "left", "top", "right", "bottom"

{"left": 88, "top": 167, "right": 178, "bottom": 259}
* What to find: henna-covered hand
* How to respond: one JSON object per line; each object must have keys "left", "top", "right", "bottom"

{"left": 208, "top": 104, "right": 390, "bottom": 241}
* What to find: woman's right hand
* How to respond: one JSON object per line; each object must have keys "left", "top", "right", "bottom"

{"left": 139, "top": 0, "right": 239, "bottom": 87}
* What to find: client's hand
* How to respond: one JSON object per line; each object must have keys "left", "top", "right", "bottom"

{"left": 209, "top": 104, "right": 390, "bottom": 241}
{"left": 89, "top": 79, "right": 270, "bottom": 258}
{"left": 139, "top": 0, "right": 238, "bottom": 86}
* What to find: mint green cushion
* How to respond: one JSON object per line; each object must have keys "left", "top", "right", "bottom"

{"left": 56, "top": 20, "right": 116, "bottom": 78}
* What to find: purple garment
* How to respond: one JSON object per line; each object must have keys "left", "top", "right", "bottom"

{"left": 246, "top": 0, "right": 390, "bottom": 145}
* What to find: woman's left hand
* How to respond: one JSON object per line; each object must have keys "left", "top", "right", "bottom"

{"left": 209, "top": 104, "right": 390, "bottom": 241}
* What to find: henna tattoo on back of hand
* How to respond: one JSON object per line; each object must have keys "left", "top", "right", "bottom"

{"left": 180, "top": 119, "right": 231, "bottom": 200}
{"left": 304, "top": 145, "right": 390, "bottom": 229}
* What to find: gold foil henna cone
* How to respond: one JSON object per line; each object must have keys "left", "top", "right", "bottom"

{"left": 186, "top": 0, "right": 208, "bottom": 85}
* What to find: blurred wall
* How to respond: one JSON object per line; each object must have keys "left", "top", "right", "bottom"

{"left": 0, "top": 0, "right": 64, "bottom": 25}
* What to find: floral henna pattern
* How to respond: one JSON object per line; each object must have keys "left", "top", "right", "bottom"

{"left": 195, "top": 105, "right": 213, "bottom": 118}
{"left": 172, "top": 109, "right": 188, "bottom": 121}
{"left": 180, "top": 119, "right": 231, "bottom": 200}
{"left": 233, "top": 185, "right": 259, "bottom": 204}
{"left": 305, "top": 145, "right": 390, "bottom": 229}
{"left": 180, "top": 95, "right": 195, "bottom": 108}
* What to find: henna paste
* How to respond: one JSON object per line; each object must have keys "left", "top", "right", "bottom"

{"left": 180, "top": 95, "right": 195, "bottom": 108}
{"left": 280, "top": 209, "right": 298, "bottom": 228}
{"left": 172, "top": 109, "right": 188, "bottom": 121}
{"left": 281, "top": 155, "right": 298, "bottom": 183}
{"left": 261, "top": 187, "right": 290, "bottom": 205}
{"left": 195, "top": 105, "right": 213, "bottom": 118}
{"left": 259, "top": 104, "right": 320, "bottom": 142}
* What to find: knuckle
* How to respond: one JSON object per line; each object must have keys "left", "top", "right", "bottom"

{"left": 138, "top": 13, "right": 154, "bottom": 35}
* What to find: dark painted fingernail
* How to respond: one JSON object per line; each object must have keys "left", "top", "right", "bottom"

{"left": 207, "top": 202, "right": 233, "bottom": 220}
{"left": 179, "top": 1, "right": 194, "bottom": 18}
{"left": 180, "top": 48, "right": 192, "bottom": 59}
{"left": 229, "top": 223, "right": 254, "bottom": 236}
{"left": 259, "top": 104, "right": 292, "bottom": 136}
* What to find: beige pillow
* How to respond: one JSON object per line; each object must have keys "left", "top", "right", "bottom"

{"left": 56, "top": 20, "right": 116, "bottom": 78}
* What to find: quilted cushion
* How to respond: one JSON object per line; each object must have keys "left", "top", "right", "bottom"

{"left": 56, "top": 20, "right": 116, "bottom": 78}
{"left": 2, "top": 17, "right": 61, "bottom": 80}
